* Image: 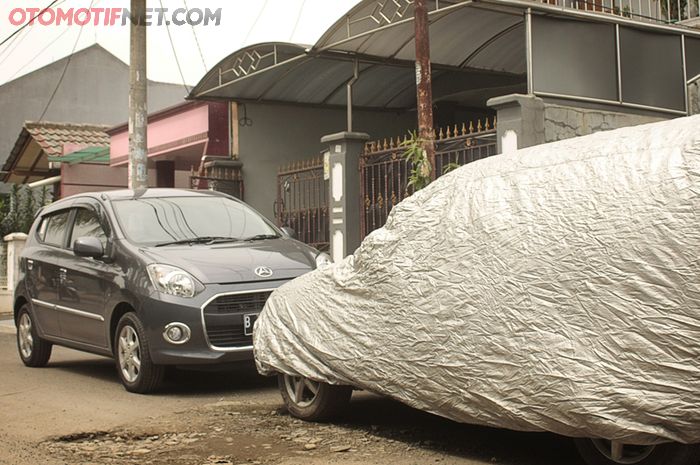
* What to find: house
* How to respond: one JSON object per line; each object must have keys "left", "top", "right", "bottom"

{"left": 0, "top": 44, "right": 186, "bottom": 192}
{"left": 188, "top": 0, "right": 700, "bottom": 260}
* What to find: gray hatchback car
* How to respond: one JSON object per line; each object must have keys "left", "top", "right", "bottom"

{"left": 13, "top": 188, "right": 329, "bottom": 393}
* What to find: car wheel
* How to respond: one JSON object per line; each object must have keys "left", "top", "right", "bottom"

{"left": 115, "top": 313, "right": 164, "bottom": 394}
{"left": 575, "top": 438, "right": 700, "bottom": 465}
{"left": 278, "top": 373, "right": 352, "bottom": 422}
{"left": 16, "top": 304, "right": 52, "bottom": 367}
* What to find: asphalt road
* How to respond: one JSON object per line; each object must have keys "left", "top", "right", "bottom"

{"left": 0, "top": 321, "right": 586, "bottom": 465}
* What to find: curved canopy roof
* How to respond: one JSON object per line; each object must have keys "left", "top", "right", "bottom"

{"left": 189, "top": 0, "right": 531, "bottom": 110}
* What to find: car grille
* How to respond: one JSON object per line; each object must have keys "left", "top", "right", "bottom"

{"left": 203, "top": 291, "right": 273, "bottom": 348}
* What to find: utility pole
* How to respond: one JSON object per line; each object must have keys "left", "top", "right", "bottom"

{"left": 129, "top": 0, "right": 148, "bottom": 190}
{"left": 413, "top": 0, "right": 436, "bottom": 179}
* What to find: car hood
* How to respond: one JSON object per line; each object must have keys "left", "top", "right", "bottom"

{"left": 141, "top": 238, "right": 316, "bottom": 284}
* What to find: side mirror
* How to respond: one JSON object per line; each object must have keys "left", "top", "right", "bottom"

{"left": 73, "top": 236, "right": 104, "bottom": 259}
{"left": 280, "top": 227, "right": 296, "bottom": 239}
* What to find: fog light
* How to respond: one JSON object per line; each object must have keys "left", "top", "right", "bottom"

{"left": 163, "top": 323, "right": 191, "bottom": 345}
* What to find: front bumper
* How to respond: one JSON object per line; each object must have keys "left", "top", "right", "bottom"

{"left": 139, "top": 279, "right": 290, "bottom": 366}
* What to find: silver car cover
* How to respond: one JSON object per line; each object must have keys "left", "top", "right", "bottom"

{"left": 254, "top": 115, "right": 700, "bottom": 445}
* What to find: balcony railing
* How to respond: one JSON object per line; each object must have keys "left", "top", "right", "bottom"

{"left": 533, "top": 0, "right": 699, "bottom": 24}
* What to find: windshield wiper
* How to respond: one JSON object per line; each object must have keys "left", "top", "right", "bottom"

{"left": 154, "top": 236, "right": 239, "bottom": 247}
{"left": 241, "top": 234, "right": 280, "bottom": 242}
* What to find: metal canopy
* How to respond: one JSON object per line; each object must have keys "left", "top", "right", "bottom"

{"left": 189, "top": 0, "right": 527, "bottom": 110}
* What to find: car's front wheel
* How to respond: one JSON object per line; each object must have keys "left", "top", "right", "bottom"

{"left": 16, "top": 304, "right": 52, "bottom": 367}
{"left": 115, "top": 313, "right": 164, "bottom": 394}
{"left": 574, "top": 438, "right": 700, "bottom": 465}
{"left": 278, "top": 373, "right": 352, "bottom": 421}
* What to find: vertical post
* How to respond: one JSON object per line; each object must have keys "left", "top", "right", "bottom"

{"left": 413, "top": 0, "right": 436, "bottom": 179}
{"left": 230, "top": 102, "right": 239, "bottom": 159}
{"left": 129, "top": 0, "right": 148, "bottom": 190}
{"left": 4, "top": 233, "right": 28, "bottom": 295}
{"left": 347, "top": 61, "right": 359, "bottom": 132}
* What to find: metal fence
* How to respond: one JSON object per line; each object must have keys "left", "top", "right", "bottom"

{"left": 275, "top": 157, "right": 329, "bottom": 251}
{"left": 535, "top": 0, "right": 699, "bottom": 24}
{"left": 360, "top": 118, "right": 498, "bottom": 239}
{"left": 190, "top": 159, "right": 244, "bottom": 200}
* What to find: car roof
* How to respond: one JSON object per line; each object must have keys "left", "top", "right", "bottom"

{"left": 39, "top": 189, "right": 232, "bottom": 215}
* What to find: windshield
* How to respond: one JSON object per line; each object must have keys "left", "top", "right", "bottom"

{"left": 112, "top": 196, "right": 279, "bottom": 246}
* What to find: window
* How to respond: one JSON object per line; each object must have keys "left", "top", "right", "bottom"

{"left": 112, "top": 196, "right": 279, "bottom": 246}
{"left": 70, "top": 208, "right": 108, "bottom": 249}
{"left": 39, "top": 211, "right": 71, "bottom": 247}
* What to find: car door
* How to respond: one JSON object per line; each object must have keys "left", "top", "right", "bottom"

{"left": 56, "top": 203, "right": 115, "bottom": 349}
{"left": 25, "top": 209, "right": 73, "bottom": 338}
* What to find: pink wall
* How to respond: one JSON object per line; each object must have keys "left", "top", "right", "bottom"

{"left": 110, "top": 103, "right": 212, "bottom": 166}
{"left": 60, "top": 163, "right": 191, "bottom": 198}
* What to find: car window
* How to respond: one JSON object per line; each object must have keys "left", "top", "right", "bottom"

{"left": 112, "top": 196, "right": 278, "bottom": 246}
{"left": 40, "top": 211, "right": 71, "bottom": 247}
{"left": 70, "top": 208, "right": 108, "bottom": 249}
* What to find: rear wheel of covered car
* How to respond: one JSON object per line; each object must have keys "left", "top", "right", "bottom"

{"left": 278, "top": 373, "right": 352, "bottom": 422}
{"left": 115, "top": 313, "right": 164, "bottom": 394}
{"left": 574, "top": 438, "right": 700, "bottom": 465}
{"left": 16, "top": 304, "right": 52, "bottom": 367}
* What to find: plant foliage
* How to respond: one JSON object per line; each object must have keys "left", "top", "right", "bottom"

{"left": 0, "top": 185, "right": 51, "bottom": 238}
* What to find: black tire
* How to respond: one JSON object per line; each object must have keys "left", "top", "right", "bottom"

{"left": 114, "top": 312, "right": 164, "bottom": 394}
{"left": 575, "top": 438, "right": 700, "bottom": 465}
{"left": 277, "top": 373, "right": 352, "bottom": 422}
{"left": 16, "top": 304, "right": 52, "bottom": 367}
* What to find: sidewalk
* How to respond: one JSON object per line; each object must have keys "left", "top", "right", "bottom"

{"left": 0, "top": 318, "right": 15, "bottom": 334}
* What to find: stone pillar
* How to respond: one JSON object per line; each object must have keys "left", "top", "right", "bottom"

{"left": 487, "top": 94, "right": 545, "bottom": 153}
{"left": 689, "top": 81, "right": 699, "bottom": 116}
{"left": 4, "top": 233, "right": 28, "bottom": 293}
{"left": 320, "top": 131, "right": 370, "bottom": 262}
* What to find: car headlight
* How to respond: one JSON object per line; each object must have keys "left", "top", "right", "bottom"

{"left": 315, "top": 252, "right": 333, "bottom": 269}
{"left": 147, "top": 264, "right": 203, "bottom": 298}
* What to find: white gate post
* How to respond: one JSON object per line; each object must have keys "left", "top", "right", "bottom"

{"left": 5, "top": 233, "right": 28, "bottom": 294}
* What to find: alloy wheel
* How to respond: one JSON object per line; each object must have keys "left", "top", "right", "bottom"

{"left": 118, "top": 325, "right": 142, "bottom": 383}
{"left": 590, "top": 439, "right": 656, "bottom": 464}
{"left": 18, "top": 313, "right": 33, "bottom": 359}
{"left": 283, "top": 374, "right": 321, "bottom": 408}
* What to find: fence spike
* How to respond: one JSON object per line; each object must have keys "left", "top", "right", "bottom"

{"left": 382, "top": 138, "right": 388, "bottom": 150}
{"left": 485, "top": 118, "right": 490, "bottom": 130}
{"left": 461, "top": 122, "right": 467, "bottom": 135}
{"left": 493, "top": 116, "right": 497, "bottom": 128}
{"left": 469, "top": 121, "right": 474, "bottom": 133}
{"left": 389, "top": 137, "right": 395, "bottom": 149}
{"left": 477, "top": 119, "right": 483, "bottom": 132}
{"left": 438, "top": 127, "right": 444, "bottom": 139}
{"left": 454, "top": 124, "right": 459, "bottom": 137}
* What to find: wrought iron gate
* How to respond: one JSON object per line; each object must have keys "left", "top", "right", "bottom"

{"left": 360, "top": 118, "right": 498, "bottom": 239}
{"left": 275, "top": 157, "right": 329, "bottom": 251}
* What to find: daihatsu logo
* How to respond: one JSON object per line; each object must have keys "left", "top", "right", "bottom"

{"left": 254, "top": 266, "right": 273, "bottom": 278}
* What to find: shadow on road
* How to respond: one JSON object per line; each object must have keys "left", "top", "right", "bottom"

{"left": 326, "top": 393, "right": 586, "bottom": 465}
{"left": 45, "top": 357, "right": 275, "bottom": 396}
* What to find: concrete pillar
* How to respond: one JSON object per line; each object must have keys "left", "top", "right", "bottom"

{"left": 487, "top": 94, "right": 545, "bottom": 153}
{"left": 689, "top": 81, "right": 699, "bottom": 116}
{"left": 320, "top": 131, "right": 370, "bottom": 262}
{"left": 4, "top": 233, "right": 28, "bottom": 293}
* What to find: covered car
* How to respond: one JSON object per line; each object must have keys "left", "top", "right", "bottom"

{"left": 254, "top": 115, "right": 700, "bottom": 465}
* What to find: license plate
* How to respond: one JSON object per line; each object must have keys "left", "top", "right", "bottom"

{"left": 243, "top": 313, "right": 259, "bottom": 336}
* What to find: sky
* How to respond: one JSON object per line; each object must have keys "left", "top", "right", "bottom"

{"left": 0, "top": 0, "right": 361, "bottom": 86}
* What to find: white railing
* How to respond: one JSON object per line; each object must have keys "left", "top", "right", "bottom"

{"left": 533, "top": 0, "right": 699, "bottom": 25}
